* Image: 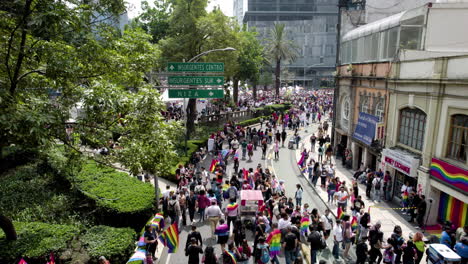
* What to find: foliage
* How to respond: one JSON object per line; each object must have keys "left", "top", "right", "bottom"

{"left": 236, "top": 116, "right": 268, "bottom": 127}
{"left": 130, "top": 0, "right": 172, "bottom": 43}
{"left": 74, "top": 161, "right": 154, "bottom": 213}
{"left": 0, "top": 221, "right": 79, "bottom": 261}
{"left": 236, "top": 29, "right": 265, "bottom": 85}
{"left": 0, "top": 163, "right": 79, "bottom": 224}
{"left": 81, "top": 225, "right": 135, "bottom": 261}
{"left": 265, "top": 23, "right": 299, "bottom": 97}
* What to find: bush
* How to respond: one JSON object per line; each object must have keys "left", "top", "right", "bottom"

{"left": 166, "top": 139, "right": 207, "bottom": 181}
{"left": 0, "top": 221, "right": 79, "bottom": 261}
{"left": 81, "top": 225, "right": 136, "bottom": 262}
{"left": 237, "top": 116, "right": 267, "bottom": 127}
{"left": 75, "top": 161, "right": 154, "bottom": 213}
{"left": 0, "top": 163, "right": 77, "bottom": 223}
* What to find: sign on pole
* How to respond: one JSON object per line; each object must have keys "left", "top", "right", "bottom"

{"left": 168, "top": 89, "right": 224, "bottom": 99}
{"left": 167, "top": 62, "right": 224, "bottom": 72}
{"left": 168, "top": 76, "right": 224, "bottom": 86}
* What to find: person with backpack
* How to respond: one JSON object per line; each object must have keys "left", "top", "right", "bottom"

{"left": 307, "top": 225, "right": 326, "bottom": 264}
{"left": 226, "top": 198, "right": 240, "bottom": 229}
{"left": 356, "top": 236, "right": 369, "bottom": 264}
{"left": 373, "top": 174, "right": 383, "bottom": 203}
{"left": 282, "top": 226, "right": 299, "bottom": 264}
{"left": 390, "top": 226, "right": 405, "bottom": 264}
{"left": 368, "top": 221, "right": 384, "bottom": 264}
{"left": 167, "top": 195, "right": 181, "bottom": 226}
{"left": 185, "top": 224, "right": 203, "bottom": 253}
{"left": 186, "top": 237, "right": 203, "bottom": 264}
{"left": 255, "top": 236, "right": 270, "bottom": 264}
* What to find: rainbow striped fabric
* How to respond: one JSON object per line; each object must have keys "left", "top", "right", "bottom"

{"left": 227, "top": 202, "right": 239, "bottom": 211}
{"left": 224, "top": 250, "right": 237, "bottom": 264}
{"left": 300, "top": 217, "right": 310, "bottom": 233}
{"left": 151, "top": 213, "right": 165, "bottom": 230}
{"left": 158, "top": 223, "right": 179, "bottom": 253}
{"left": 215, "top": 224, "right": 229, "bottom": 237}
{"left": 351, "top": 216, "right": 358, "bottom": 231}
{"left": 266, "top": 229, "right": 282, "bottom": 257}
{"left": 210, "top": 159, "right": 219, "bottom": 172}
{"left": 337, "top": 207, "right": 345, "bottom": 219}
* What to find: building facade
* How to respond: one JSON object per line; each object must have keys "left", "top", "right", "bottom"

{"left": 233, "top": 0, "right": 338, "bottom": 89}
{"left": 334, "top": 2, "right": 468, "bottom": 226}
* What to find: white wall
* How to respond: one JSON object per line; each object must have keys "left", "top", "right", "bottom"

{"left": 425, "top": 7, "right": 468, "bottom": 52}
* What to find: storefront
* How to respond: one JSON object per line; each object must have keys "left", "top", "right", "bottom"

{"left": 430, "top": 158, "right": 468, "bottom": 228}
{"left": 382, "top": 148, "right": 421, "bottom": 200}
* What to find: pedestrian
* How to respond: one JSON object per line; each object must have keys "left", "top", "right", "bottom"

{"left": 384, "top": 170, "right": 392, "bottom": 201}
{"left": 295, "top": 184, "right": 303, "bottom": 206}
{"left": 226, "top": 198, "right": 240, "bottom": 229}
{"left": 310, "top": 134, "right": 317, "bottom": 152}
{"left": 366, "top": 171, "right": 374, "bottom": 199}
{"left": 320, "top": 208, "right": 333, "bottom": 240}
{"left": 186, "top": 237, "right": 203, "bottom": 264}
{"left": 416, "top": 195, "right": 427, "bottom": 228}
{"left": 247, "top": 141, "right": 254, "bottom": 161}
{"left": 356, "top": 236, "right": 369, "bottom": 264}
{"left": 368, "top": 221, "right": 384, "bottom": 264}
{"left": 413, "top": 232, "right": 425, "bottom": 264}
{"left": 187, "top": 191, "right": 197, "bottom": 224}
{"left": 261, "top": 138, "right": 268, "bottom": 159}
{"left": 237, "top": 239, "right": 252, "bottom": 264}
{"left": 327, "top": 178, "right": 337, "bottom": 203}
{"left": 241, "top": 138, "right": 247, "bottom": 160}
{"left": 185, "top": 224, "right": 203, "bottom": 252}
{"left": 372, "top": 174, "right": 383, "bottom": 203}
{"left": 402, "top": 240, "right": 417, "bottom": 264}
{"left": 332, "top": 219, "right": 343, "bottom": 260}
{"left": 274, "top": 140, "right": 279, "bottom": 160}
{"left": 255, "top": 236, "right": 270, "bottom": 264}
{"left": 202, "top": 246, "right": 218, "bottom": 264}
{"left": 352, "top": 195, "right": 365, "bottom": 216}
{"left": 383, "top": 242, "right": 395, "bottom": 264}
{"left": 342, "top": 215, "right": 353, "bottom": 261}
{"left": 454, "top": 237, "right": 468, "bottom": 264}
{"left": 206, "top": 200, "right": 224, "bottom": 238}
{"left": 390, "top": 225, "right": 405, "bottom": 264}
{"left": 295, "top": 134, "right": 301, "bottom": 149}
{"left": 233, "top": 219, "right": 246, "bottom": 247}
{"left": 282, "top": 226, "right": 298, "bottom": 264}
{"left": 307, "top": 225, "right": 324, "bottom": 264}
{"left": 223, "top": 242, "right": 241, "bottom": 264}
{"left": 215, "top": 218, "right": 230, "bottom": 247}
{"left": 335, "top": 186, "right": 349, "bottom": 211}
{"left": 197, "top": 190, "right": 211, "bottom": 222}
{"left": 318, "top": 145, "right": 324, "bottom": 163}
{"left": 281, "top": 130, "right": 287, "bottom": 147}
{"left": 143, "top": 225, "right": 158, "bottom": 261}
{"left": 312, "top": 162, "right": 321, "bottom": 187}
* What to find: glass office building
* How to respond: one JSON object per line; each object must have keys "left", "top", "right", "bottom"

{"left": 234, "top": 0, "right": 338, "bottom": 88}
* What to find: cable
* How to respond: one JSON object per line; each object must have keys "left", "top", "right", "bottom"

{"left": 366, "top": 0, "right": 403, "bottom": 10}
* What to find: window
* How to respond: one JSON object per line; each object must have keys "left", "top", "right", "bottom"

{"left": 447, "top": 114, "right": 468, "bottom": 163}
{"left": 375, "top": 101, "right": 384, "bottom": 122}
{"left": 360, "top": 96, "right": 369, "bottom": 114}
{"left": 398, "top": 108, "right": 427, "bottom": 151}
{"left": 343, "top": 97, "right": 350, "bottom": 121}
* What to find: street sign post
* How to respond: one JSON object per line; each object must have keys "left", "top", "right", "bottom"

{"left": 168, "top": 76, "right": 224, "bottom": 86}
{"left": 167, "top": 62, "right": 224, "bottom": 72}
{"left": 168, "top": 89, "right": 224, "bottom": 99}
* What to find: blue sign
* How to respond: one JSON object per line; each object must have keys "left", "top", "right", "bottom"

{"left": 353, "top": 112, "right": 379, "bottom": 146}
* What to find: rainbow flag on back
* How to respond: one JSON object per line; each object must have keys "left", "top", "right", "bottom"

{"left": 224, "top": 250, "right": 237, "bottom": 264}
{"left": 242, "top": 168, "right": 248, "bottom": 181}
{"left": 227, "top": 202, "right": 239, "bottom": 211}
{"left": 210, "top": 159, "right": 219, "bottom": 172}
{"left": 351, "top": 216, "right": 358, "bottom": 231}
{"left": 266, "top": 229, "right": 281, "bottom": 257}
{"left": 151, "top": 213, "right": 165, "bottom": 230}
{"left": 337, "top": 207, "right": 345, "bottom": 219}
{"left": 159, "top": 223, "right": 179, "bottom": 253}
{"left": 402, "top": 190, "right": 409, "bottom": 201}
{"left": 300, "top": 217, "right": 310, "bottom": 233}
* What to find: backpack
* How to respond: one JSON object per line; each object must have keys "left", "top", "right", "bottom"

{"left": 259, "top": 245, "right": 270, "bottom": 263}
{"left": 167, "top": 201, "right": 176, "bottom": 216}
{"left": 375, "top": 179, "right": 382, "bottom": 190}
{"left": 228, "top": 187, "right": 237, "bottom": 200}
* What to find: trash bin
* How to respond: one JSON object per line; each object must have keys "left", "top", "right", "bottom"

{"left": 427, "top": 244, "right": 461, "bottom": 264}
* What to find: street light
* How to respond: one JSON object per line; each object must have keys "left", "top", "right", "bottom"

{"left": 188, "top": 47, "right": 236, "bottom": 62}
{"left": 184, "top": 47, "right": 236, "bottom": 155}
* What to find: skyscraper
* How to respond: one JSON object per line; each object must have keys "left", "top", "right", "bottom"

{"left": 234, "top": 0, "right": 338, "bottom": 89}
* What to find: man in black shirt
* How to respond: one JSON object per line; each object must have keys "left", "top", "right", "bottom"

{"left": 356, "top": 236, "right": 369, "bottom": 264}
{"left": 187, "top": 191, "right": 197, "bottom": 224}
{"left": 185, "top": 224, "right": 203, "bottom": 252}
{"left": 416, "top": 195, "right": 427, "bottom": 228}
{"left": 282, "top": 226, "right": 298, "bottom": 264}
{"left": 307, "top": 225, "right": 324, "bottom": 264}
{"left": 185, "top": 237, "right": 203, "bottom": 264}
{"left": 281, "top": 130, "right": 287, "bottom": 147}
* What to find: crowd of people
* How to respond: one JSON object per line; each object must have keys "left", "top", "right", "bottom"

{"left": 142, "top": 89, "right": 467, "bottom": 264}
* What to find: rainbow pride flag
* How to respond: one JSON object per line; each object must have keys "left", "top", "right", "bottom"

{"left": 210, "top": 159, "right": 219, "bottom": 172}
{"left": 223, "top": 250, "right": 237, "bottom": 264}
{"left": 351, "top": 216, "right": 358, "bottom": 231}
{"left": 151, "top": 213, "right": 165, "bottom": 230}
{"left": 159, "top": 223, "right": 179, "bottom": 253}
{"left": 227, "top": 202, "right": 239, "bottom": 211}
{"left": 337, "top": 207, "right": 345, "bottom": 219}
{"left": 438, "top": 192, "right": 468, "bottom": 228}
{"left": 266, "top": 229, "right": 281, "bottom": 257}
{"left": 300, "top": 217, "right": 310, "bottom": 233}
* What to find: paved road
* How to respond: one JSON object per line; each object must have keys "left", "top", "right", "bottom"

{"left": 166, "top": 122, "right": 348, "bottom": 264}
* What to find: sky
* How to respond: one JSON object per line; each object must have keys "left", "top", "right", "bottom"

{"left": 126, "top": 0, "right": 234, "bottom": 19}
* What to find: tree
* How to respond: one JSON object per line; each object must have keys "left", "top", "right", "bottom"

{"left": 235, "top": 29, "right": 264, "bottom": 102}
{"left": 265, "top": 23, "right": 298, "bottom": 98}
{"left": 130, "top": 0, "right": 172, "bottom": 43}
{"left": 0, "top": 0, "right": 178, "bottom": 238}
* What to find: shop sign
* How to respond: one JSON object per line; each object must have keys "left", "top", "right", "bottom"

{"left": 430, "top": 158, "right": 468, "bottom": 193}
{"left": 353, "top": 112, "right": 379, "bottom": 146}
{"left": 382, "top": 148, "right": 420, "bottom": 177}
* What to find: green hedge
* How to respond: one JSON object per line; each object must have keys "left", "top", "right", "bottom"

{"left": 75, "top": 161, "right": 155, "bottom": 213}
{"left": 81, "top": 225, "right": 136, "bottom": 262}
{"left": 237, "top": 116, "right": 267, "bottom": 127}
{"left": 166, "top": 139, "right": 207, "bottom": 180}
{"left": 0, "top": 221, "right": 79, "bottom": 260}
{"left": 254, "top": 103, "right": 291, "bottom": 116}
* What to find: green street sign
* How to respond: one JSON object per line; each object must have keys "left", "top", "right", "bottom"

{"left": 168, "top": 89, "right": 224, "bottom": 98}
{"left": 168, "top": 76, "right": 224, "bottom": 86}
{"left": 167, "top": 62, "right": 224, "bottom": 72}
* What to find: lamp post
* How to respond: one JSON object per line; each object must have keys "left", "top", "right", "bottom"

{"left": 184, "top": 47, "right": 236, "bottom": 155}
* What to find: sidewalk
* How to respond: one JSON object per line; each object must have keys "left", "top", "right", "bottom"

{"left": 295, "top": 131, "right": 421, "bottom": 241}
